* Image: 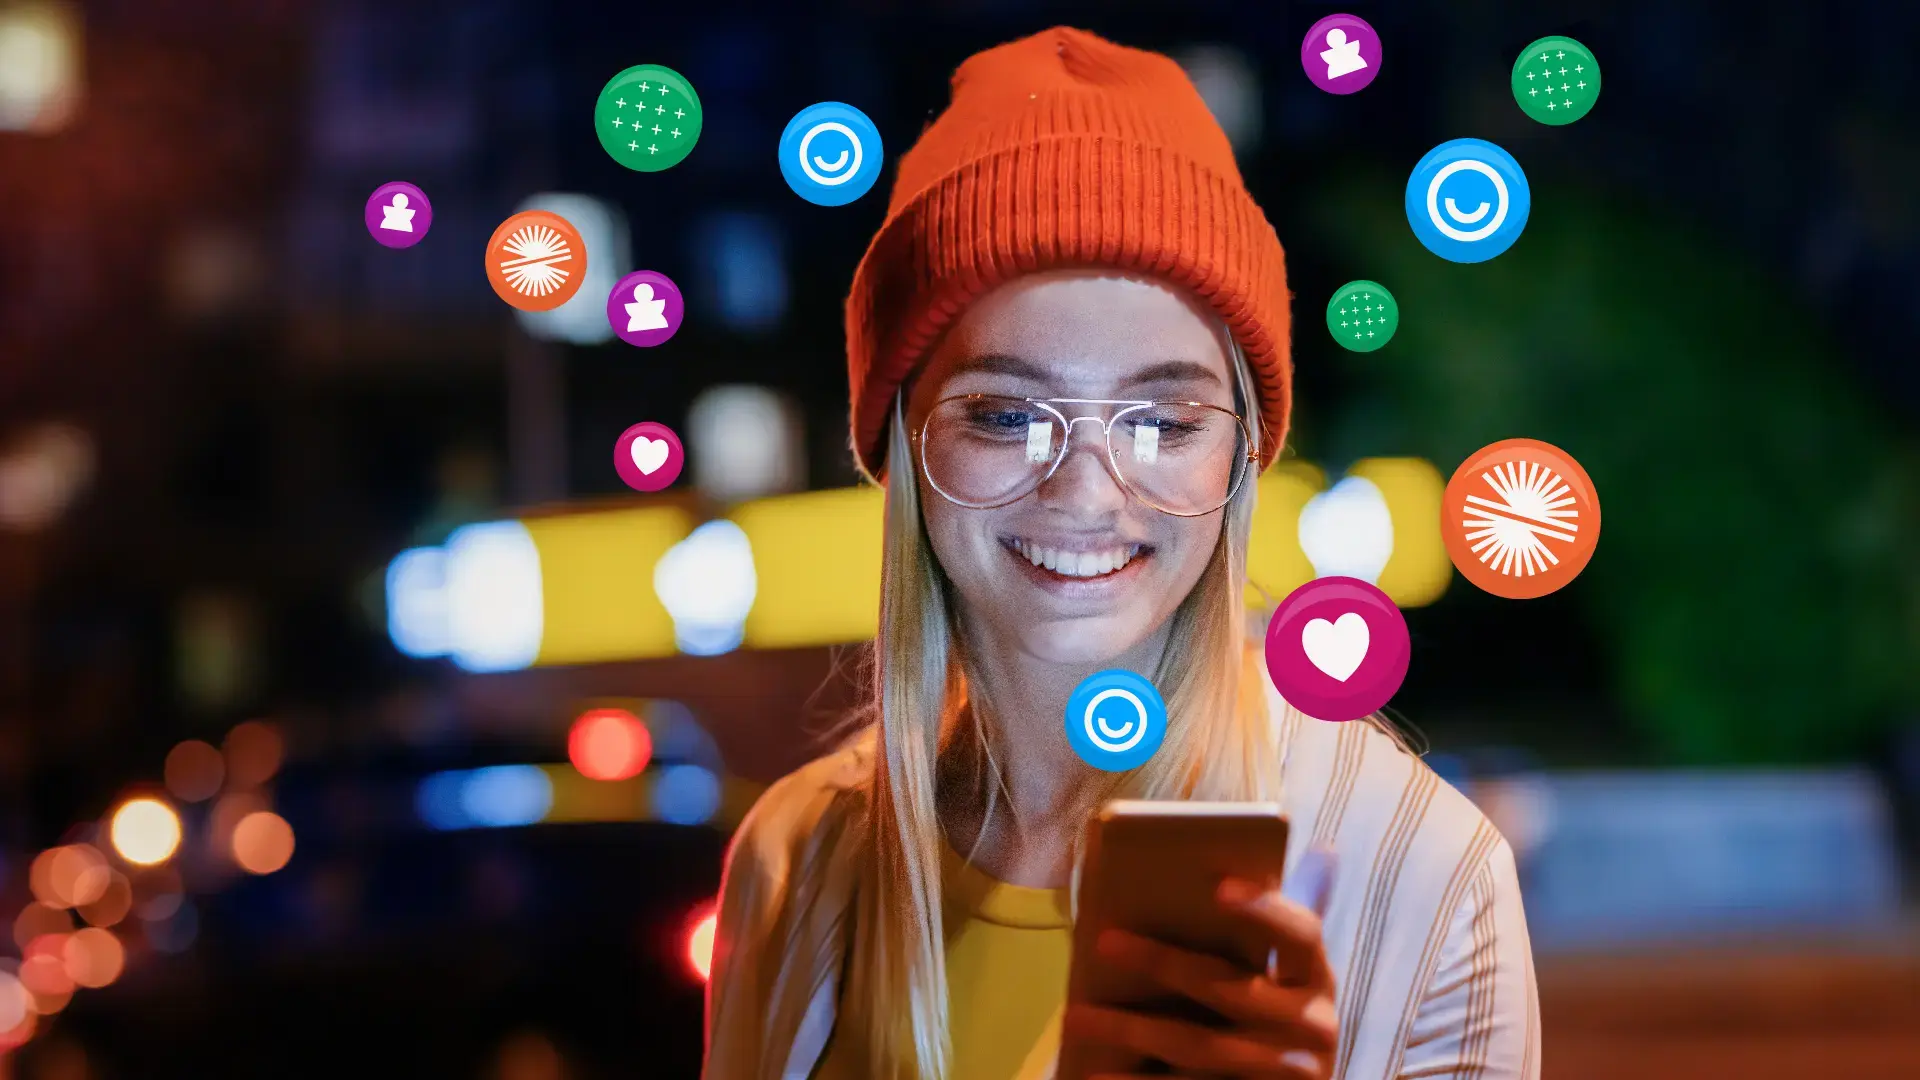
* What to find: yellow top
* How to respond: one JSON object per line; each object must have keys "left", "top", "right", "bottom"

{"left": 812, "top": 843, "right": 1073, "bottom": 1079}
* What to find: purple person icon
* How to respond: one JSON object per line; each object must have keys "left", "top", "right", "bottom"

{"left": 1300, "top": 14, "right": 1383, "bottom": 95}
{"left": 606, "top": 270, "right": 685, "bottom": 347}
{"left": 364, "top": 182, "right": 432, "bottom": 248}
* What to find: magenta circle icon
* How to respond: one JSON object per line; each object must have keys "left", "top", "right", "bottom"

{"left": 606, "top": 270, "right": 685, "bottom": 347}
{"left": 613, "top": 422, "right": 685, "bottom": 492}
{"left": 1300, "top": 14, "right": 1382, "bottom": 95}
{"left": 364, "top": 181, "right": 432, "bottom": 248}
{"left": 1264, "top": 576, "right": 1409, "bottom": 722}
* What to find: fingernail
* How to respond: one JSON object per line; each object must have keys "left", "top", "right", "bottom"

{"left": 1280, "top": 1049, "right": 1318, "bottom": 1071}
{"left": 1282, "top": 846, "right": 1337, "bottom": 916}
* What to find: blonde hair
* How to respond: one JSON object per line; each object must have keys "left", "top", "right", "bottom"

{"left": 832, "top": 342, "right": 1283, "bottom": 1078}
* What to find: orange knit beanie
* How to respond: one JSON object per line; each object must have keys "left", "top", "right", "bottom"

{"left": 844, "top": 25, "right": 1292, "bottom": 481}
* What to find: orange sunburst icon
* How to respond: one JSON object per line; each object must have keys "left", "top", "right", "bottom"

{"left": 485, "top": 210, "right": 587, "bottom": 312}
{"left": 1442, "top": 437, "right": 1601, "bottom": 599}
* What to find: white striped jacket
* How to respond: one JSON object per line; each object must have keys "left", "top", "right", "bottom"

{"left": 704, "top": 674, "right": 1542, "bottom": 1079}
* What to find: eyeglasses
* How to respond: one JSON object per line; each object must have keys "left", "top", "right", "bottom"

{"left": 911, "top": 395, "right": 1256, "bottom": 517}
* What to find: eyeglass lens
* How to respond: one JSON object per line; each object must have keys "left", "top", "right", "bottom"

{"left": 920, "top": 396, "right": 1248, "bottom": 515}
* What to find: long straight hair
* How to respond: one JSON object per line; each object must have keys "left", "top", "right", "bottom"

{"left": 836, "top": 342, "right": 1282, "bottom": 1078}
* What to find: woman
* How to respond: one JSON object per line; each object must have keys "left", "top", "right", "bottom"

{"left": 706, "top": 26, "right": 1538, "bottom": 1080}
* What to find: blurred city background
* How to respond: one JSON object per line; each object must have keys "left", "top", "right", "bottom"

{"left": 0, "top": 0, "right": 1916, "bottom": 1076}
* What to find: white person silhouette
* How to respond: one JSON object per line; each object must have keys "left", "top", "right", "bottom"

{"left": 379, "top": 192, "right": 416, "bottom": 232}
{"left": 625, "top": 281, "right": 669, "bottom": 331}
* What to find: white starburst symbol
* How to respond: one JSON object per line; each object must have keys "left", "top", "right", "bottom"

{"left": 498, "top": 224, "right": 573, "bottom": 297}
{"left": 1460, "top": 459, "right": 1580, "bottom": 577}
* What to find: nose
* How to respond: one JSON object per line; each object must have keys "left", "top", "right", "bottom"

{"left": 1034, "top": 417, "right": 1127, "bottom": 516}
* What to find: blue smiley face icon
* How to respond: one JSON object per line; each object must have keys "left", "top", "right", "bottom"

{"left": 1405, "top": 138, "right": 1531, "bottom": 263}
{"left": 779, "top": 102, "right": 883, "bottom": 206}
{"left": 1064, "top": 670, "right": 1168, "bottom": 773}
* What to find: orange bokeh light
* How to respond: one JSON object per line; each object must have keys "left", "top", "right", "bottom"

{"left": 28, "top": 845, "right": 110, "bottom": 910}
{"left": 230, "top": 811, "right": 295, "bottom": 874}
{"left": 0, "top": 1003, "right": 36, "bottom": 1053}
{"left": 568, "top": 708, "right": 653, "bottom": 782}
{"left": 62, "top": 928, "right": 125, "bottom": 989}
{"left": 18, "top": 950, "right": 72, "bottom": 1002}
{"left": 686, "top": 907, "right": 718, "bottom": 982}
{"left": 223, "top": 720, "right": 284, "bottom": 788}
{"left": 108, "top": 797, "right": 182, "bottom": 866}
{"left": 164, "top": 739, "right": 225, "bottom": 802}
{"left": 11, "top": 904, "right": 70, "bottom": 952}
{"left": 78, "top": 871, "right": 132, "bottom": 928}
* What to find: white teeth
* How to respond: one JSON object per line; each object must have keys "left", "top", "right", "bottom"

{"left": 1011, "top": 540, "right": 1142, "bottom": 578}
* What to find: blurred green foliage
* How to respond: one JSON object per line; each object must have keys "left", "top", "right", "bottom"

{"left": 1306, "top": 174, "right": 1920, "bottom": 764}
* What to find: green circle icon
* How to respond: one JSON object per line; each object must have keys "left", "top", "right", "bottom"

{"left": 595, "top": 64, "right": 703, "bottom": 171}
{"left": 1326, "top": 280, "right": 1398, "bottom": 352}
{"left": 1512, "top": 37, "right": 1600, "bottom": 125}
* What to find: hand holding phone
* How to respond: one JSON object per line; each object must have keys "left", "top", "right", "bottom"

{"left": 1055, "top": 801, "right": 1338, "bottom": 1080}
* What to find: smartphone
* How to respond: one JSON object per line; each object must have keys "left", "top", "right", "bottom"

{"left": 1055, "top": 800, "right": 1292, "bottom": 1080}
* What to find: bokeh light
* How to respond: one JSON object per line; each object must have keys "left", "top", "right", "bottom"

{"left": 28, "top": 845, "right": 108, "bottom": 909}
{"left": 61, "top": 928, "right": 125, "bottom": 989}
{"left": 163, "top": 739, "right": 225, "bottom": 802}
{"left": 76, "top": 871, "right": 131, "bottom": 928}
{"left": 685, "top": 905, "right": 718, "bottom": 982}
{"left": 12, "top": 903, "right": 70, "bottom": 951}
{"left": 108, "top": 798, "right": 182, "bottom": 866}
{"left": 231, "top": 811, "right": 296, "bottom": 874}
{"left": 208, "top": 791, "right": 268, "bottom": 857}
{"left": 223, "top": 720, "right": 284, "bottom": 788}
{"left": 568, "top": 708, "right": 653, "bottom": 782}
{"left": 653, "top": 764, "right": 722, "bottom": 826}
{"left": 0, "top": 967, "right": 26, "bottom": 1033}
{"left": 493, "top": 1030, "right": 567, "bottom": 1080}
{"left": 19, "top": 942, "right": 74, "bottom": 1004}
{"left": 130, "top": 866, "right": 183, "bottom": 921}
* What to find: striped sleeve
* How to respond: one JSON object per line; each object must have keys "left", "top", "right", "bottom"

{"left": 1389, "top": 835, "right": 1540, "bottom": 1079}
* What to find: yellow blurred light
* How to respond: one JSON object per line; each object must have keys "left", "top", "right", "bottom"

{"left": 223, "top": 720, "right": 284, "bottom": 788}
{"left": 61, "top": 928, "right": 124, "bottom": 989}
{"left": 0, "top": 3, "right": 81, "bottom": 136}
{"left": 1245, "top": 461, "right": 1325, "bottom": 607}
{"left": 108, "top": 798, "right": 182, "bottom": 866}
{"left": 11, "top": 904, "right": 69, "bottom": 951}
{"left": 164, "top": 739, "right": 225, "bottom": 802}
{"left": 462, "top": 457, "right": 1448, "bottom": 664}
{"left": 1347, "top": 456, "right": 1450, "bottom": 607}
{"left": 230, "top": 811, "right": 295, "bottom": 875}
{"left": 731, "top": 486, "right": 884, "bottom": 649}
{"left": 494, "top": 1031, "right": 565, "bottom": 1080}
{"left": 527, "top": 505, "right": 694, "bottom": 665}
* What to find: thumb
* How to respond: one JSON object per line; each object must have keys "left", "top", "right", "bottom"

{"left": 1281, "top": 845, "right": 1338, "bottom": 918}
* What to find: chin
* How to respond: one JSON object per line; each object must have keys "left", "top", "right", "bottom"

{"left": 1012, "top": 614, "right": 1160, "bottom": 668}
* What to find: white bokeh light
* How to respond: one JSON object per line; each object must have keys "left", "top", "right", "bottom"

{"left": 1297, "top": 475, "right": 1395, "bottom": 583}
{"left": 654, "top": 520, "right": 756, "bottom": 656}
{"left": 444, "top": 521, "right": 543, "bottom": 671}
{"left": 385, "top": 546, "right": 451, "bottom": 658}
{"left": 512, "top": 193, "right": 629, "bottom": 345}
{"left": 687, "top": 385, "right": 804, "bottom": 503}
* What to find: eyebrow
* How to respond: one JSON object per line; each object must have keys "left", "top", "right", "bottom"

{"left": 954, "top": 353, "right": 1225, "bottom": 392}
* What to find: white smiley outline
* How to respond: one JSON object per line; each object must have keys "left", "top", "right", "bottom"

{"left": 1425, "top": 158, "right": 1510, "bottom": 242}
{"left": 798, "top": 121, "right": 863, "bottom": 186}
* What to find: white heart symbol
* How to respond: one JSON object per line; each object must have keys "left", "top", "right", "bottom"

{"left": 630, "top": 436, "right": 670, "bottom": 475}
{"left": 1300, "top": 611, "right": 1371, "bottom": 682}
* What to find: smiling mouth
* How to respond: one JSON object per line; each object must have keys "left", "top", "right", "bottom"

{"left": 1001, "top": 537, "right": 1153, "bottom": 580}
